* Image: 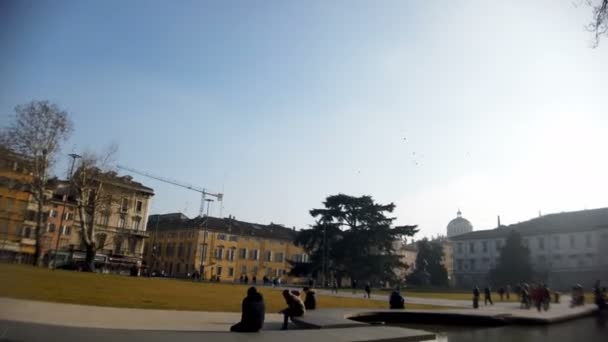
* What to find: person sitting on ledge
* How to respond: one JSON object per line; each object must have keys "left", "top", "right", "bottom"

{"left": 230, "top": 287, "right": 265, "bottom": 333}
{"left": 303, "top": 287, "right": 317, "bottom": 310}
{"left": 280, "top": 289, "right": 305, "bottom": 330}
{"left": 389, "top": 290, "right": 405, "bottom": 309}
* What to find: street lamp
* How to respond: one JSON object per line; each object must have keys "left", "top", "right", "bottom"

{"left": 52, "top": 153, "right": 81, "bottom": 269}
{"left": 200, "top": 198, "right": 214, "bottom": 280}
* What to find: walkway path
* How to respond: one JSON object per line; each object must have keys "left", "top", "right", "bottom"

{"left": 0, "top": 297, "right": 286, "bottom": 331}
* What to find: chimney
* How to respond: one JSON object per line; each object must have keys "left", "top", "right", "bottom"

{"left": 292, "top": 226, "right": 296, "bottom": 231}
{"left": 497, "top": 215, "right": 501, "bottom": 227}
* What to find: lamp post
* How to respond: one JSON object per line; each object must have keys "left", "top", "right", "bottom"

{"left": 52, "top": 153, "right": 81, "bottom": 269}
{"left": 200, "top": 198, "right": 214, "bottom": 280}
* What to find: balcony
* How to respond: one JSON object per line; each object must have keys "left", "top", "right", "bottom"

{"left": 115, "top": 227, "right": 149, "bottom": 238}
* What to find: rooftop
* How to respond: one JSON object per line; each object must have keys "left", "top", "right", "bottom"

{"left": 148, "top": 213, "right": 299, "bottom": 241}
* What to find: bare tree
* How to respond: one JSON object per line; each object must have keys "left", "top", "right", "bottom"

{"left": 1, "top": 101, "right": 73, "bottom": 265}
{"left": 587, "top": 0, "right": 608, "bottom": 47}
{"left": 71, "top": 145, "right": 121, "bottom": 271}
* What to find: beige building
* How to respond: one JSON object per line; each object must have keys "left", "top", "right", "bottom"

{"left": 145, "top": 214, "right": 308, "bottom": 282}
{"left": 393, "top": 240, "right": 418, "bottom": 280}
{"left": 45, "top": 173, "right": 155, "bottom": 273}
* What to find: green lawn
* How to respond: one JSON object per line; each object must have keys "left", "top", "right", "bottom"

{"left": 0, "top": 263, "right": 446, "bottom": 312}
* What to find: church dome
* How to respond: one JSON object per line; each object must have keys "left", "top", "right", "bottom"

{"left": 447, "top": 210, "right": 473, "bottom": 238}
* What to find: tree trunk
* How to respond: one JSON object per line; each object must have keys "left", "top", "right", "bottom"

{"left": 33, "top": 197, "right": 44, "bottom": 266}
{"left": 85, "top": 242, "right": 96, "bottom": 272}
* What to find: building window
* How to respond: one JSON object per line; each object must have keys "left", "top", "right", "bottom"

{"left": 96, "top": 233, "right": 107, "bottom": 249}
{"left": 49, "top": 210, "right": 57, "bottom": 218}
{"left": 132, "top": 217, "right": 141, "bottom": 231}
{"left": 274, "top": 252, "right": 284, "bottom": 263}
{"left": 470, "top": 259, "right": 476, "bottom": 271}
{"left": 136, "top": 200, "right": 143, "bottom": 213}
{"left": 239, "top": 248, "right": 247, "bottom": 259}
{"left": 586, "top": 234, "right": 592, "bottom": 248}
{"left": 186, "top": 243, "right": 192, "bottom": 259}
{"left": 129, "top": 238, "right": 137, "bottom": 253}
{"left": 249, "top": 249, "right": 259, "bottom": 260}
{"left": 456, "top": 259, "right": 462, "bottom": 271}
{"left": 48, "top": 223, "right": 56, "bottom": 233}
{"left": 114, "top": 236, "right": 124, "bottom": 253}
{"left": 176, "top": 263, "right": 181, "bottom": 273}
{"left": 495, "top": 240, "right": 502, "bottom": 250}
{"left": 538, "top": 237, "right": 544, "bottom": 250}
{"left": 119, "top": 216, "right": 126, "bottom": 229}
{"left": 121, "top": 198, "right": 129, "bottom": 212}
{"left": 570, "top": 235, "right": 576, "bottom": 248}
{"left": 240, "top": 265, "right": 247, "bottom": 274}
{"left": 217, "top": 266, "right": 222, "bottom": 276}
{"left": 228, "top": 267, "right": 234, "bottom": 277}
{"left": 265, "top": 251, "right": 272, "bottom": 262}
{"left": 457, "top": 243, "right": 463, "bottom": 253}
{"left": 217, "top": 234, "right": 226, "bottom": 240}
{"left": 553, "top": 236, "right": 560, "bottom": 249}
{"left": 482, "top": 241, "right": 488, "bottom": 253}
{"left": 214, "top": 247, "right": 224, "bottom": 260}
{"left": 100, "top": 214, "right": 110, "bottom": 226}
{"left": 177, "top": 243, "right": 184, "bottom": 257}
{"left": 227, "top": 248, "right": 235, "bottom": 261}
{"left": 469, "top": 242, "right": 475, "bottom": 253}
{"left": 229, "top": 235, "right": 238, "bottom": 241}
{"left": 62, "top": 225, "right": 71, "bottom": 236}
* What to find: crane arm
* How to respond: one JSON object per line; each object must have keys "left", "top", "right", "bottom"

{"left": 117, "top": 164, "right": 206, "bottom": 193}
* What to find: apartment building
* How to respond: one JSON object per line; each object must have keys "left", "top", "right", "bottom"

{"left": 0, "top": 146, "right": 34, "bottom": 263}
{"left": 145, "top": 214, "right": 308, "bottom": 282}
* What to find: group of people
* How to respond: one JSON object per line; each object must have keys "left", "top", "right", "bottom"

{"left": 472, "top": 286, "right": 494, "bottom": 308}
{"left": 230, "top": 286, "right": 317, "bottom": 332}
{"left": 593, "top": 280, "right": 607, "bottom": 311}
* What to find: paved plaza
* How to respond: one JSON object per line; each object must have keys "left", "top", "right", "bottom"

{"left": 0, "top": 289, "right": 598, "bottom": 342}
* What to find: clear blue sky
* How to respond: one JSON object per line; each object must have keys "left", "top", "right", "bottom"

{"left": 1, "top": 0, "right": 607, "bottom": 238}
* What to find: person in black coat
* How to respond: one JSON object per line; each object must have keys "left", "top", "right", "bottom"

{"left": 389, "top": 290, "right": 405, "bottom": 309}
{"left": 303, "top": 287, "right": 317, "bottom": 310}
{"left": 230, "top": 287, "right": 265, "bottom": 332}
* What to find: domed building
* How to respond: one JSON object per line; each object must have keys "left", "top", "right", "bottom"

{"left": 447, "top": 210, "right": 473, "bottom": 238}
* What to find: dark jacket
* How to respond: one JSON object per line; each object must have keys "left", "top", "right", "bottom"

{"left": 304, "top": 290, "right": 317, "bottom": 310}
{"left": 240, "top": 289, "right": 265, "bottom": 331}
{"left": 389, "top": 291, "right": 405, "bottom": 309}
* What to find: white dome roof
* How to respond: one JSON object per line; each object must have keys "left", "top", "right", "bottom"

{"left": 447, "top": 210, "right": 473, "bottom": 238}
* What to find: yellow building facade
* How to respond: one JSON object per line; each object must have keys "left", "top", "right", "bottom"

{"left": 0, "top": 147, "right": 35, "bottom": 263}
{"left": 145, "top": 214, "right": 308, "bottom": 282}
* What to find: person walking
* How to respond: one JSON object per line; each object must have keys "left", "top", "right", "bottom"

{"left": 484, "top": 286, "right": 493, "bottom": 306}
{"left": 230, "top": 287, "right": 265, "bottom": 332}
{"left": 364, "top": 282, "right": 372, "bottom": 299}
{"left": 506, "top": 284, "right": 511, "bottom": 300}
{"left": 473, "top": 286, "right": 480, "bottom": 309}
{"left": 332, "top": 280, "right": 338, "bottom": 294}
{"left": 498, "top": 287, "right": 505, "bottom": 301}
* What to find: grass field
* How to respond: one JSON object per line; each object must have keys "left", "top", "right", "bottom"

{"left": 0, "top": 263, "right": 446, "bottom": 312}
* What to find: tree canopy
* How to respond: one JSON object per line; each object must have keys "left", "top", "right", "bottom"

{"left": 489, "top": 230, "right": 534, "bottom": 286}
{"left": 407, "top": 238, "right": 448, "bottom": 287}
{"left": 294, "top": 194, "right": 418, "bottom": 285}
